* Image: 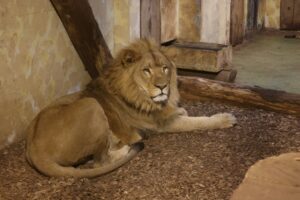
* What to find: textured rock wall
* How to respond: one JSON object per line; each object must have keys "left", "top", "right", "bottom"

{"left": 0, "top": 0, "right": 91, "bottom": 149}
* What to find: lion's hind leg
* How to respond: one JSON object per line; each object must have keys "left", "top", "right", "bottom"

{"left": 93, "top": 142, "right": 144, "bottom": 169}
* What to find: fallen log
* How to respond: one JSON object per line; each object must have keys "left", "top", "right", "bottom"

{"left": 178, "top": 76, "right": 300, "bottom": 116}
{"left": 177, "top": 69, "right": 237, "bottom": 83}
{"left": 50, "top": 0, "right": 112, "bottom": 79}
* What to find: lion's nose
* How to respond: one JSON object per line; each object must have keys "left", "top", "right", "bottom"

{"left": 155, "top": 84, "right": 167, "bottom": 90}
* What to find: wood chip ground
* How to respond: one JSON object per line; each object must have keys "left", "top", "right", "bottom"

{"left": 0, "top": 100, "right": 299, "bottom": 200}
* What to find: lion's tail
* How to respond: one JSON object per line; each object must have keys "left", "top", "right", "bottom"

{"left": 29, "top": 143, "right": 144, "bottom": 178}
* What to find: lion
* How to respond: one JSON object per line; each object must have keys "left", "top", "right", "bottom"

{"left": 26, "top": 39, "right": 236, "bottom": 178}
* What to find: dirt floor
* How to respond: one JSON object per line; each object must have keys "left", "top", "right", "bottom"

{"left": 0, "top": 100, "right": 299, "bottom": 200}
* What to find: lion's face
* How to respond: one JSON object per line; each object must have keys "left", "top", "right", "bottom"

{"left": 104, "top": 39, "right": 179, "bottom": 112}
{"left": 133, "top": 51, "right": 172, "bottom": 104}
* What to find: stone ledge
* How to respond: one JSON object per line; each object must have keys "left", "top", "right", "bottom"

{"left": 168, "top": 41, "right": 232, "bottom": 73}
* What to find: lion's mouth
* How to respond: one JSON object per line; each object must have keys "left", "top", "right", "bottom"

{"left": 152, "top": 93, "right": 168, "bottom": 103}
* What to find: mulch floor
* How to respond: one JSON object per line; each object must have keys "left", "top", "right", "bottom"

{"left": 0, "top": 100, "right": 299, "bottom": 200}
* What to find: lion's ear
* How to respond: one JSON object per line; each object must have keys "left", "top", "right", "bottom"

{"left": 160, "top": 46, "right": 177, "bottom": 61}
{"left": 120, "top": 49, "right": 141, "bottom": 66}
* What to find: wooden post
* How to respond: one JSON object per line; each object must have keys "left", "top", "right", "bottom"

{"left": 230, "top": 0, "right": 245, "bottom": 46}
{"left": 178, "top": 76, "right": 300, "bottom": 116}
{"left": 160, "top": 0, "right": 178, "bottom": 43}
{"left": 50, "top": 0, "right": 113, "bottom": 79}
{"left": 140, "top": 0, "right": 161, "bottom": 44}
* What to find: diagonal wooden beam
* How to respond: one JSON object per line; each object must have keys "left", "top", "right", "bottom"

{"left": 50, "top": 0, "right": 112, "bottom": 79}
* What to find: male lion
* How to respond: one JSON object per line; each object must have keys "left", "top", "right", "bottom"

{"left": 26, "top": 39, "right": 236, "bottom": 178}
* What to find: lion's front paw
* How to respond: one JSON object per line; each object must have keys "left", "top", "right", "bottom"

{"left": 210, "top": 113, "right": 237, "bottom": 129}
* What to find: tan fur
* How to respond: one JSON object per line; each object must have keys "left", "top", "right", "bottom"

{"left": 26, "top": 39, "right": 236, "bottom": 178}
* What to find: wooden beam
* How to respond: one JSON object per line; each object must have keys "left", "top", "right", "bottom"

{"left": 50, "top": 0, "right": 112, "bottom": 79}
{"left": 178, "top": 76, "right": 300, "bottom": 116}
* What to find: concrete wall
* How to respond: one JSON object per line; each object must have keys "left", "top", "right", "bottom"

{"left": 0, "top": 0, "right": 91, "bottom": 149}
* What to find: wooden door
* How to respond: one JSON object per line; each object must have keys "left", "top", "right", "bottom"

{"left": 281, "top": 0, "right": 300, "bottom": 30}
{"left": 230, "top": 0, "right": 245, "bottom": 46}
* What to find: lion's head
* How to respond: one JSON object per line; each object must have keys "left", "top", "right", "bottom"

{"left": 102, "top": 39, "right": 179, "bottom": 113}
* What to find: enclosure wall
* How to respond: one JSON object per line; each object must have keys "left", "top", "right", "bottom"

{"left": 0, "top": 0, "right": 90, "bottom": 149}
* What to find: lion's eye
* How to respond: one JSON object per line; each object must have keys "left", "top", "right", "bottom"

{"left": 162, "top": 66, "right": 169, "bottom": 74}
{"left": 143, "top": 68, "right": 151, "bottom": 77}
